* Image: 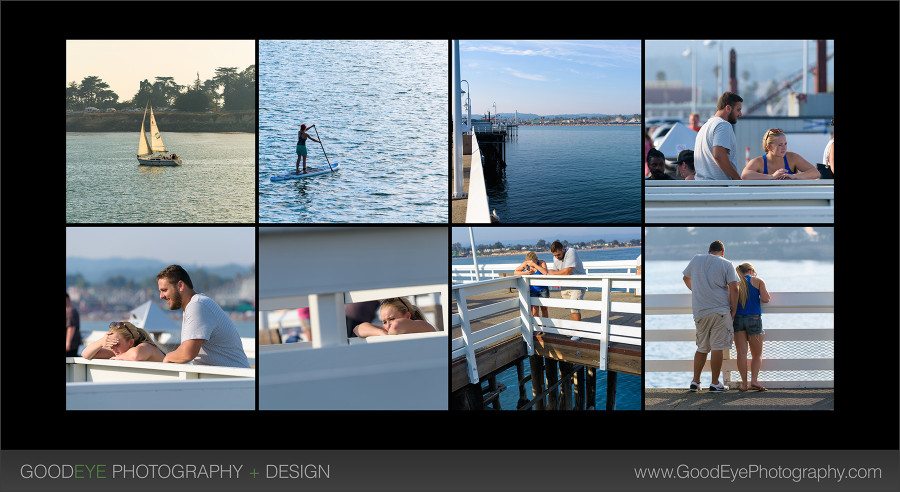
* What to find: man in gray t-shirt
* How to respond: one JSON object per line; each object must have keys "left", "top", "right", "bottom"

{"left": 548, "top": 241, "right": 586, "bottom": 321}
{"left": 157, "top": 265, "right": 250, "bottom": 368}
{"left": 682, "top": 241, "right": 740, "bottom": 392}
{"left": 693, "top": 92, "right": 743, "bottom": 180}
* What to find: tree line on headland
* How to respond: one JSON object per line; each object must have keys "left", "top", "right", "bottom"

{"left": 452, "top": 238, "right": 641, "bottom": 256}
{"left": 66, "top": 65, "right": 256, "bottom": 113}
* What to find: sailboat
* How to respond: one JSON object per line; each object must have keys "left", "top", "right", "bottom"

{"left": 137, "top": 99, "right": 182, "bottom": 166}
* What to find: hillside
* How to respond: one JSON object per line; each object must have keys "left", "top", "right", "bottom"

{"left": 66, "top": 111, "right": 255, "bottom": 132}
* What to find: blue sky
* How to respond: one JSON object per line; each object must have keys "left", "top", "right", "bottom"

{"left": 458, "top": 40, "right": 641, "bottom": 116}
{"left": 66, "top": 227, "right": 255, "bottom": 266}
{"left": 452, "top": 227, "right": 641, "bottom": 248}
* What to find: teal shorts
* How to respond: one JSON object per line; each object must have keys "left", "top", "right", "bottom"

{"left": 296, "top": 144, "right": 308, "bottom": 156}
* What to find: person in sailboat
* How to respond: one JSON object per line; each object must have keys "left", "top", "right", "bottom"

{"left": 80, "top": 321, "right": 167, "bottom": 362}
{"left": 741, "top": 129, "right": 820, "bottom": 180}
{"left": 352, "top": 297, "right": 436, "bottom": 337}
{"left": 296, "top": 124, "right": 321, "bottom": 174}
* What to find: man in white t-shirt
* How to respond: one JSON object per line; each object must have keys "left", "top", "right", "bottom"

{"left": 693, "top": 92, "right": 743, "bottom": 180}
{"left": 157, "top": 265, "right": 250, "bottom": 368}
{"left": 547, "top": 241, "right": 586, "bottom": 322}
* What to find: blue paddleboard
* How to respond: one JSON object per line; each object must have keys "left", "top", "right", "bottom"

{"left": 270, "top": 162, "right": 340, "bottom": 181}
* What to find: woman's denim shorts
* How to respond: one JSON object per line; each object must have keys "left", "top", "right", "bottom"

{"left": 733, "top": 314, "right": 764, "bottom": 336}
{"left": 529, "top": 287, "right": 549, "bottom": 298}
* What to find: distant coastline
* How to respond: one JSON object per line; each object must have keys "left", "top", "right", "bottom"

{"left": 454, "top": 245, "right": 639, "bottom": 259}
{"left": 66, "top": 111, "right": 255, "bottom": 133}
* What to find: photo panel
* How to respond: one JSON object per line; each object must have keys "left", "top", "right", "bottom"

{"left": 65, "top": 226, "right": 257, "bottom": 410}
{"left": 451, "top": 226, "right": 642, "bottom": 410}
{"left": 66, "top": 40, "right": 257, "bottom": 224}
{"left": 257, "top": 40, "right": 448, "bottom": 224}
{"left": 257, "top": 226, "right": 448, "bottom": 410}
{"left": 451, "top": 40, "right": 643, "bottom": 224}
{"left": 643, "top": 40, "right": 834, "bottom": 224}
{"left": 643, "top": 226, "right": 834, "bottom": 409}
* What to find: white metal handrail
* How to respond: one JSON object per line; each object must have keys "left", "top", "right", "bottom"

{"left": 452, "top": 259, "right": 640, "bottom": 284}
{"left": 645, "top": 292, "right": 834, "bottom": 388}
{"left": 645, "top": 180, "right": 834, "bottom": 223}
{"left": 466, "top": 132, "right": 491, "bottom": 223}
{"left": 66, "top": 357, "right": 254, "bottom": 383}
{"left": 452, "top": 274, "right": 641, "bottom": 384}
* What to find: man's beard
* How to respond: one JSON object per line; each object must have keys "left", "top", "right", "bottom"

{"left": 168, "top": 290, "right": 183, "bottom": 310}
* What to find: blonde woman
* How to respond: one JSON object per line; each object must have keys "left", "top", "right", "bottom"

{"left": 733, "top": 263, "right": 770, "bottom": 391}
{"left": 81, "top": 321, "right": 166, "bottom": 362}
{"left": 514, "top": 251, "right": 549, "bottom": 318}
{"left": 741, "top": 129, "right": 820, "bottom": 180}
{"left": 352, "top": 297, "right": 436, "bottom": 338}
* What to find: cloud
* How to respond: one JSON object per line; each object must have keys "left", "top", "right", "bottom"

{"left": 504, "top": 67, "right": 548, "bottom": 82}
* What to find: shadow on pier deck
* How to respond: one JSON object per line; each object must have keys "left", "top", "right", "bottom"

{"left": 645, "top": 388, "right": 834, "bottom": 410}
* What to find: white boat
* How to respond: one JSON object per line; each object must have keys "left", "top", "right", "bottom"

{"left": 137, "top": 100, "right": 181, "bottom": 166}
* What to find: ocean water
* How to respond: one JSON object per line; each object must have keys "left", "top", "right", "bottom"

{"left": 66, "top": 132, "right": 255, "bottom": 223}
{"left": 486, "top": 126, "right": 641, "bottom": 223}
{"left": 645, "top": 259, "right": 834, "bottom": 388}
{"left": 493, "top": 360, "right": 642, "bottom": 410}
{"left": 258, "top": 40, "right": 448, "bottom": 223}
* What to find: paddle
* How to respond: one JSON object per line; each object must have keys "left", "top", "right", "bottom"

{"left": 312, "top": 125, "right": 334, "bottom": 174}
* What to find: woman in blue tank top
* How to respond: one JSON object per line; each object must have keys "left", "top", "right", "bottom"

{"left": 740, "top": 129, "right": 821, "bottom": 180}
{"left": 295, "top": 123, "right": 321, "bottom": 174}
{"left": 514, "top": 252, "right": 549, "bottom": 319}
{"left": 734, "top": 262, "right": 771, "bottom": 391}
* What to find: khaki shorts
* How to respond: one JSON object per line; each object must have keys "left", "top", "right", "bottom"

{"left": 560, "top": 288, "right": 585, "bottom": 314}
{"left": 695, "top": 312, "right": 733, "bottom": 353}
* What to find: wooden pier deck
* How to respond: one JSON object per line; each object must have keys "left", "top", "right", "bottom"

{"left": 645, "top": 387, "right": 834, "bottom": 410}
{"left": 450, "top": 288, "right": 641, "bottom": 398}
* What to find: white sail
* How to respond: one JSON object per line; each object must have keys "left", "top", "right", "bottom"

{"left": 138, "top": 104, "right": 151, "bottom": 157}
{"left": 148, "top": 106, "right": 167, "bottom": 152}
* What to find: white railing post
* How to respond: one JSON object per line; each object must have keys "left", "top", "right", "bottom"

{"left": 600, "top": 277, "right": 612, "bottom": 371}
{"left": 516, "top": 277, "right": 534, "bottom": 356}
{"left": 309, "top": 293, "right": 347, "bottom": 348}
{"left": 452, "top": 288, "right": 480, "bottom": 384}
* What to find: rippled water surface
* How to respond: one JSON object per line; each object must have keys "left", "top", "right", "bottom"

{"left": 66, "top": 132, "right": 255, "bottom": 223}
{"left": 259, "top": 40, "right": 448, "bottom": 223}
{"left": 487, "top": 126, "right": 641, "bottom": 223}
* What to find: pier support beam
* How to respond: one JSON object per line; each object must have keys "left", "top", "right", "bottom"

{"left": 606, "top": 370, "right": 618, "bottom": 411}
{"left": 528, "top": 354, "right": 545, "bottom": 410}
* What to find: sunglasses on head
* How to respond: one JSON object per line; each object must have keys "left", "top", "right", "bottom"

{"left": 109, "top": 321, "right": 138, "bottom": 340}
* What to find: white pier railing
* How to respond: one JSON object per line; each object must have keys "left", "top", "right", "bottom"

{"left": 452, "top": 259, "right": 641, "bottom": 294}
{"left": 466, "top": 132, "right": 492, "bottom": 223}
{"left": 257, "top": 226, "right": 448, "bottom": 410}
{"left": 645, "top": 180, "right": 834, "bottom": 223}
{"left": 645, "top": 291, "right": 834, "bottom": 388}
{"left": 452, "top": 274, "right": 641, "bottom": 385}
{"left": 65, "top": 358, "right": 254, "bottom": 410}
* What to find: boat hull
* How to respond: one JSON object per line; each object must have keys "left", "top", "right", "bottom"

{"left": 138, "top": 156, "right": 182, "bottom": 166}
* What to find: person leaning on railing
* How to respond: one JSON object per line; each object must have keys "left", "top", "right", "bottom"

{"left": 352, "top": 298, "right": 436, "bottom": 338}
{"left": 80, "top": 321, "right": 166, "bottom": 362}
{"left": 514, "top": 251, "right": 550, "bottom": 318}
{"left": 741, "top": 128, "right": 820, "bottom": 180}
